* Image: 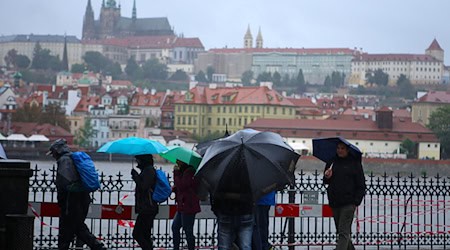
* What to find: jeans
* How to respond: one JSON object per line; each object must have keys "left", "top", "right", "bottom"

{"left": 252, "top": 205, "right": 271, "bottom": 250}
{"left": 172, "top": 212, "right": 196, "bottom": 250}
{"left": 217, "top": 213, "right": 253, "bottom": 250}
{"left": 332, "top": 204, "right": 356, "bottom": 250}
{"left": 133, "top": 212, "right": 157, "bottom": 250}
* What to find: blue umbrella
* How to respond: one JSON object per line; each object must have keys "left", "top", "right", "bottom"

{"left": 312, "top": 137, "right": 362, "bottom": 164}
{"left": 0, "top": 143, "right": 7, "bottom": 159}
{"left": 97, "top": 137, "right": 168, "bottom": 155}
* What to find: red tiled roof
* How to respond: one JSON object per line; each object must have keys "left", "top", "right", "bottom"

{"left": 3, "top": 122, "right": 72, "bottom": 138}
{"left": 246, "top": 118, "right": 438, "bottom": 142}
{"left": 130, "top": 92, "right": 165, "bottom": 107}
{"left": 74, "top": 96, "right": 101, "bottom": 112}
{"left": 286, "top": 97, "right": 317, "bottom": 108}
{"left": 417, "top": 91, "right": 450, "bottom": 103}
{"left": 173, "top": 37, "right": 204, "bottom": 48}
{"left": 209, "top": 47, "right": 355, "bottom": 55}
{"left": 176, "top": 86, "right": 295, "bottom": 106}
{"left": 111, "top": 80, "right": 132, "bottom": 86}
{"left": 427, "top": 39, "right": 443, "bottom": 51}
{"left": 352, "top": 53, "right": 439, "bottom": 62}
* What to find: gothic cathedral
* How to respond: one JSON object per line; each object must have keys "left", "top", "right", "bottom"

{"left": 82, "top": 0, "right": 174, "bottom": 40}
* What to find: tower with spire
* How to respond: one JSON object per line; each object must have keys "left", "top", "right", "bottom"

{"left": 244, "top": 25, "right": 253, "bottom": 48}
{"left": 426, "top": 38, "right": 444, "bottom": 62}
{"left": 82, "top": 0, "right": 96, "bottom": 40}
{"left": 256, "top": 27, "right": 263, "bottom": 48}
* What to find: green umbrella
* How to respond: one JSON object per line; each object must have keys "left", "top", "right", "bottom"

{"left": 159, "top": 146, "right": 202, "bottom": 169}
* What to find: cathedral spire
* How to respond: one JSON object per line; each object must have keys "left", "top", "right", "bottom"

{"left": 132, "top": 0, "right": 137, "bottom": 20}
{"left": 256, "top": 27, "right": 263, "bottom": 48}
{"left": 82, "top": 0, "right": 96, "bottom": 40}
{"left": 62, "top": 35, "right": 69, "bottom": 71}
{"left": 244, "top": 25, "right": 253, "bottom": 48}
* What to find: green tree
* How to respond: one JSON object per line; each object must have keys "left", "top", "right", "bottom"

{"left": 396, "top": 74, "right": 415, "bottom": 99}
{"left": 206, "top": 66, "right": 215, "bottom": 82}
{"left": 256, "top": 72, "right": 272, "bottom": 83}
{"left": 71, "top": 63, "right": 86, "bottom": 73}
{"left": 16, "top": 55, "right": 30, "bottom": 69}
{"left": 241, "top": 70, "right": 254, "bottom": 86}
{"left": 427, "top": 105, "right": 450, "bottom": 159}
{"left": 48, "top": 55, "right": 62, "bottom": 71}
{"left": 400, "top": 138, "right": 417, "bottom": 159}
{"left": 105, "top": 62, "right": 122, "bottom": 79}
{"left": 74, "top": 118, "right": 96, "bottom": 148}
{"left": 83, "top": 51, "right": 110, "bottom": 73}
{"left": 141, "top": 58, "right": 168, "bottom": 80}
{"left": 366, "top": 69, "right": 389, "bottom": 86}
{"left": 324, "top": 75, "right": 332, "bottom": 86}
{"left": 272, "top": 71, "right": 281, "bottom": 86}
{"left": 31, "top": 42, "right": 53, "bottom": 70}
{"left": 125, "top": 56, "right": 139, "bottom": 77}
{"left": 169, "top": 69, "right": 189, "bottom": 81}
{"left": 12, "top": 104, "right": 42, "bottom": 122}
{"left": 4, "top": 49, "right": 18, "bottom": 69}
{"left": 195, "top": 70, "right": 208, "bottom": 82}
{"left": 40, "top": 103, "right": 70, "bottom": 131}
{"left": 296, "top": 69, "right": 305, "bottom": 85}
{"left": 280, "top": 74, "right": 290, "bottom": 86}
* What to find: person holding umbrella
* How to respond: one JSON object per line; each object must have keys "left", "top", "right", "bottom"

{"left": 323, "top": 141, "right": 366, "bottom": 250}
{"left": 131, "top": 154, "right": 159, "bottom": 250}
{"left": 171, "top": 159, "right": 200, "bottom": 250}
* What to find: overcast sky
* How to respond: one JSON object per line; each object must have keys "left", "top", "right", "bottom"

{"left": 1, "top": 0, "right": 449, "bottom": 63}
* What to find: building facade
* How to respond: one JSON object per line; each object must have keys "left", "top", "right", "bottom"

{"left": 350, "top": 39, "right": 445, "bottom": 86}
{"left": 174, "top": 85, "right": 297, "bottom": 137}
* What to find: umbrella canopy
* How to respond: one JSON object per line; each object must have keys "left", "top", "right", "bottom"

{"left": 195, "top": 128, "right": 230, "bottom": 156}
{"left": 97, "top": 137, "right": 168, "bottom": 155}
{"left": 195, "top": 129, "right": 300, "bottom": 201}
{"left": 312, "top": 137, "right": 362, "bottom": 163}
{"left": 159, "top": 146, "right": 202, "bottom": 169}
{"left": 0, "top": 143, "right": 7, "bottom": 159}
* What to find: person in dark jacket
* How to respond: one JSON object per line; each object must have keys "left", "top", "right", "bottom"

{"left": 252, "top": 191, "right": 276, "bottom": 250}
{"left": 47, "top": 138, "right": 106, "bottom": 250}
{"left": 323, "top": 142, "right": 366, "bottom": 250}
{"left": 171, "top": 159, "right": 201, "bottom": 250}
{"left": 131, "top": 154, "right": 159, "bottom": 250}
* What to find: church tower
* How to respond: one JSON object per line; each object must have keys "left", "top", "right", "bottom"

{"left": 99, "top": 0, "right": 121, "bottom": 39}
{"left": 244, "top": 25, "right": 253, "bottom": 48}
{"left": 426, "top": 38, "right": 444, "bottom": 62}
{"left": 256, "top": 27, "right": 263, "bottom": 48}
{"left": 82, "top": 0, "right": 96, "bottom": 40}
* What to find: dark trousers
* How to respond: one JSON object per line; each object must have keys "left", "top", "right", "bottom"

{"left": 58, "top": 192, "right": 104, "bottom": 250}
{"left": 171, "top": 212, "right": 196, "bottom": 250}
{"left": 332, "top": 204, "right": 356, "bottom": 250}
{"left": 252, "top": 205, "right": 271, "bottom": 250}
{"left": 133, "top": 212, "right": 157, "bottom": 250}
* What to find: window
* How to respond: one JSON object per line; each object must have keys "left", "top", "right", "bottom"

{"left": 217, "top": 118, "right": 220, "bottom": 125}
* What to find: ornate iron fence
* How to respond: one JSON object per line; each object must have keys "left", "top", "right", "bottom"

{"left": 29, "top": 164, "right": 450, "bottom": 249}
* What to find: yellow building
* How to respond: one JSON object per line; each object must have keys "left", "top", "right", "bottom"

{"left": 174, "top": 85, "right": 296, "bottom": 137}
{"left": 412, "top": 91, "right": 450, "bottom": 126}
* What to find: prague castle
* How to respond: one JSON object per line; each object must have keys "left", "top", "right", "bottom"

{"left": 82, "top": 0, "right": 174, "bottom": 40}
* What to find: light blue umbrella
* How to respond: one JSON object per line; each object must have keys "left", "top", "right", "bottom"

{"left": 0, "top": 143, "right": 7, "bottom": 159}
{"left": 97, "top": 137, "right": 168, "bottom": 155}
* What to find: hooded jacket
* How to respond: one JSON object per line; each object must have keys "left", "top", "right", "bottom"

{"left": 173, "top": 166, "right": 201, "bottom": 214}
{"left": 323, "top": 156, "right": 366, "bottom": 208}
{"left": 133, "top": 164, "right": 159, "bottom": 214}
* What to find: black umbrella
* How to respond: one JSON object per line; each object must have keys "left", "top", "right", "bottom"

{"left": 312, "top": 137, "right": 362, "bottom": 164}
{"left": 195, "top": 127, "right": 230, "bottom": 156}
{"left": 195, "top": 129, "right": 300, "bottom": 201}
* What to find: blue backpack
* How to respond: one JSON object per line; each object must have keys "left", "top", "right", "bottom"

{"left": 151, "top": 169, "right": 171, "bottom": 203}
{"left": 71, "top": 152, "right": 101, "bottom": 192}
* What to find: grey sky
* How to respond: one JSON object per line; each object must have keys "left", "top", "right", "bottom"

{"left": 1, "top": 0, "right": 449, "bottom": 63}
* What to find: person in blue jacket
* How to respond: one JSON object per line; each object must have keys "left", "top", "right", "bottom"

{"left": 252, "top": 191, "right": 276, "bottom": 250}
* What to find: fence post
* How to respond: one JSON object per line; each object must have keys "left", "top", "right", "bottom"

{"left": 288, "top": 184, "right": 295, "bottom": 250}
{"left": 0, "top": 159, "right": 34, "bottom": 249}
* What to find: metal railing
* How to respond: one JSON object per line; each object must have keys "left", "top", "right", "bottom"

{"left": 29, "top": 164, "right": 450, "bottom": 249}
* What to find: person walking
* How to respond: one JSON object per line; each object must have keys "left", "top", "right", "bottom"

{"left": 47, "top": 139, "right": 106, "bottom": 250}
{"left": 323, "top": 141, "right": 366, "bottom": 250}
{"left": 131, "top": 154, "right": 159, "bottom": 250}
{"left": 211, "top": 158, "right": 254, "bottom": 250}
{"left": 252, "top": 191, "right": 276, "bottom": 250}
{"left": 171, "top": 160, "right": 201, "bottom": 250}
